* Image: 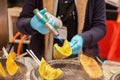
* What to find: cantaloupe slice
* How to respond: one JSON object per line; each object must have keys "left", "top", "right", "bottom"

{"left": 53, "top": 40, "right": 72, "bottom": 59}
{"left": 6, "top": 52, "right": 19, "bottom": 76}
{"left": 79, "top": 54, "right": 103, "bottom": 79}
{"left": 0, "top": 62, "right": 6, "bottom": 77}
{"left": 38, "top": 58, "right": 63, "bottom": 80}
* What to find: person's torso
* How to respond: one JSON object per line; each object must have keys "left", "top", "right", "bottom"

{"left": 56, "top": 0, "right": 78, "bottom": 41}
{"left": 33, "top": 0, "right": 99, "bottom": 58}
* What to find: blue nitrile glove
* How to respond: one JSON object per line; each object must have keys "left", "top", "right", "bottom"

{"left": 30, "top": 9, "right": 49, "bottom": 34}
{"left": 30, "top": 9, "right": 57, "bottom": 34}
{"left": 70, "top": 34, "right": 84, "bottom": 54}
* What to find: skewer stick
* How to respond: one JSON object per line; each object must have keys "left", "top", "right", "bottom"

{"left": 26, "top": 49, "right": 40, "bottom": 65}
{"left": 15, "top": 52, "right": 28, "bottom": 59}
{"left": 29, "top": 50, "right": 40, "bottom": 63}
{"left": 2, "top": 47, "right": 28, "bottom": 60}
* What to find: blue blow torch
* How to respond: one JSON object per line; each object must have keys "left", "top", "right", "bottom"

{"left": 33, "top": 8, "right": 63, "bottom": 43}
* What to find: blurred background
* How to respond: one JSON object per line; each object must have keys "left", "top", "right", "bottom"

{"left": 0, "top": 0, "right": 26, "bottom": 54}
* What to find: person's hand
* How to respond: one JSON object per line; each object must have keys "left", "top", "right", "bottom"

{"left": 30, "top": 9, "right": 50, "bottom": 34}
{"left": 70, "top": 34, "right": 84, "bottom": 54}
{"left": 30, "top": 8, "right": 62, "bottom": 35}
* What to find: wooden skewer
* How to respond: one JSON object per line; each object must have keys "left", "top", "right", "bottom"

{"left": 26, "top": 49, "right": 40, "bottom": 65}
{"left": 15, "top": 52, "right": 28, "bottom": 59}
{"left": 29, "top": 50, "right": 40, "bottom": 63}
{"left": 2, "top": 47, "right": 28, "bottom": 63}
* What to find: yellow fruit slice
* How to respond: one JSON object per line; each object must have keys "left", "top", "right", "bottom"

{"left": 38, "top": 58, "right": 63, "bottom": 80}
{"left": 53, "top": 40, "right": 72, "bottom": 59}
{"left": 7, "top": 52, "right": 16, "bottom": 60}
{"left": 79, "top": 54, "right": 103, "bottom": 79}
{"left": 0, "top": 62, "right": 6, "bottom": 77}
{"left": 6, "top": 52, "right": 19, "bottom": 76}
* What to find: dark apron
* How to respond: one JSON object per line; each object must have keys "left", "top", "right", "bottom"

{"left": 56, "top": 0, "right": 78, "bottom": 41}
{"left": 54, "top": 0, "right": 78, "bottom": 44}
{"left": 54, "top": 0, "right": 78, "bottom": 58}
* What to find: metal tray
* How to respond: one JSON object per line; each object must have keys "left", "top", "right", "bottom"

{"left": 0, "top": 58, "right": 27, "bottom": 80}
{"left": 102, "top": 60, "right": 120, "bottom": 80}
{"left": 110, "top": 72, "right": 120, "bottom": 80}
{"left": 30, "top": 59, "right": 103, "bottom": 80}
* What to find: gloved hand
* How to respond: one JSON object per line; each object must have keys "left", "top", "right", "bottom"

{"left": 30, "top": 9, "right": 49, "bottom": 34}
{"left": 30, "top": 8, "right": 62, "bottom": 35}
{"left": 70, "top": 34, "right": 84, "bottom": 54}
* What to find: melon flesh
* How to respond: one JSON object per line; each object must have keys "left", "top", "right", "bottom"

{"left": 53, "top": 40, "right": 72, "bottom": 59}
{"left": 38, "top": 58, "right": 63, "bottom": 80}
{"left": 6, "top": 52, "right": 19, "bottom": 76}
{"left": 0, "top": 62, "right": 6, "bottom": 77}
{"left": 80, "top": 54, "right": 103, "bottom": 79}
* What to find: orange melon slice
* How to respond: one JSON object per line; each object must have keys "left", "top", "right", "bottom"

{"left": 0, "top": 62, "right": 6, "bottom": 77}
{"left": 53, "top": 40, "right": 72, "bottom": 59}
{"left": 6, "top": 52, "right": 19, "bottom": 76}
{"left": 38, "top": 58, "right": 63, "bottom": 80}
{"left": 7, "top": 52, "right": 16, "bottom": 60}
{"left": 79, "top": 54, "right": 103, "bottom": 79}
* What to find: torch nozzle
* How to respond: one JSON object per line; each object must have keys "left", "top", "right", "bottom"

{"left": 55, "top": 34, "right": 63, "bottom": 43}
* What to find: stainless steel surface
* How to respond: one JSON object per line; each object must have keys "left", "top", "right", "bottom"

{"left": 0, "top": 0, "right": 9, "bottom": 50}
{"left": 110, "top": 72, "right": 120, "bottom": 80}
{"left": 30, "top": 59, "right": 103, "bottom": 80}
{"left": 17, "top": 57, "right": 38, "bottom": 80}
{"left": 102, "top": 60, "right": 120, "bottom": 80}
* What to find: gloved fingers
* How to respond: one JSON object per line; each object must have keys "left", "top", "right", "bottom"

{"left": 73, "top": 34, "right": 83, "bottom": 41}
{"left": 72, "top": 47, "right": 81, "bottom": 54}
{"left": 40, "top": 8, "right": 47, "bottom": 14}
{"left": 72, "top": 44, "right": 82, "bottom": 54}
{"left": 70, "top": 34, "right": 84, "bottom": 54}
{"left": 72, "top": 50, "right": 78, "bottom": 54}
{"left": 30, "top": 16, "right": 49, "bottom": 34}
{"left": 70, "top": 41, "right": 82, "bottom": 54}
{"left": 71, "top": 43, "right": 81, "bottom": 49}
{"left": 70, "top": 40, "right": 77, "bottom": 47}
{"left": 30, "top": 16, "right": 41, "bottom": 28}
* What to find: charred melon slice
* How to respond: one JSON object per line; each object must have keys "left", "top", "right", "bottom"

{"left": 79, "top": 54, "right": 103, "bottom": 79}
{"left": 0, "top": 62, "right": 6, "bottom": 77}
{"left": 6, "top": 52, "right": 19, "bottom": 76}
{"left": 53, "top": 40, "right": 72, "bottom": 59}
{"left": 38, "top": 58, "right": 63, "bottom": 80}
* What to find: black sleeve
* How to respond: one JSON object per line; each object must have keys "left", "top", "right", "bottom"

{"left": 16, "top": 0, "right": 43, "bottom": 35}
{"left": 81, "top": 0, "right": 106, "bottom": 47}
